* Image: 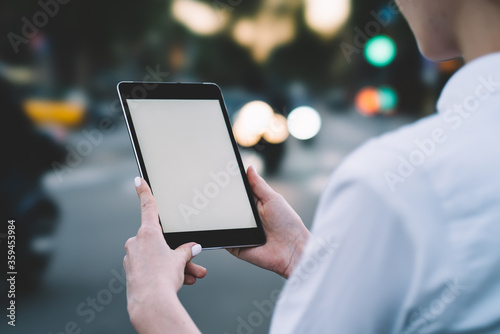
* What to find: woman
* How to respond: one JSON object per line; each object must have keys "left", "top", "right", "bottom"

{"left": 123, "top": 0, "right": 500, "bottom": 332}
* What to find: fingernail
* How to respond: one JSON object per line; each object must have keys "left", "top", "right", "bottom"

{"left": 191, "top": 244, "right": 202, "bottom": 257}
{"left": 134, "top": 177, "right": 141, "bottom": 187}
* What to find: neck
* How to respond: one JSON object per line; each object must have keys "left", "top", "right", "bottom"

{"left": 455, "top": 0, "right": 500, "bottom": 63}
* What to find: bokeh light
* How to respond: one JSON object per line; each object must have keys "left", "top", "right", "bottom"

{"left": 438, "top": 58, "right": 463, "bottom": 73}
{"left": 232, "top": 14, "right": 296, "bottom": 63}
{"left": 171, "top": 0, "right": 228, "bottom": 36}
{"left": 0, "top": 64, "right": 37, "bottom": 84}
{"left": 287, "top": 106, "right": 322, "bottom": 140}
{"left": 304, "top": 0, "right": 351, "bottom": 38}
{"left": 23, "top": 99, "right": 86, "bottom": 127}
{"left": 262, "top": 113, "right": 289, "bottom": 144}
{"left": 378, "top": 86, "right": 398, "bottom": 114}
{"left": 233, "top": 101, "right": 274, "bottom": 147}
{"left": 354, "top": 86, "right": 398, "bottom": 116}
{"left": 240, "top": 150, "right": 265, "bottom": 175}
{"left": 232, "top": 129, "right": 262, "bottom": 147}
{"left": 355, "top": 87, "right": 379, "bottom": 116}
{"left": 364, "top": 35, "right": 397, "bottom": 67}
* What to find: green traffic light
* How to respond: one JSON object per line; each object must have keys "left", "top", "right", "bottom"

{"left": 364, "top": 35, "right": 396, "bottom": 67}
{"left": 378, "top": 86, "right": 398, "bottom": 112}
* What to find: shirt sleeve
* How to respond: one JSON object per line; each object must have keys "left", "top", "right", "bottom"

{"left": 270, "top": 173, "right": 415, "bottom": 334}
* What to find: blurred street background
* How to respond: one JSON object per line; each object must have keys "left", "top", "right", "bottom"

{"left": 1, "top": 0, "right": 463, "bottom": 333}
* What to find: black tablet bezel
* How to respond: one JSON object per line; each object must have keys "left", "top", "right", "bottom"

{"left": 117, "top": 81, "right": 266, "bottom": 249}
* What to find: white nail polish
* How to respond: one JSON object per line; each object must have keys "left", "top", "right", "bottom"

{"left": 192, "top": 244, "right": 202, "bottom": 257}
{"left": 134, "top": 177, "right": 141, "bottom": 187}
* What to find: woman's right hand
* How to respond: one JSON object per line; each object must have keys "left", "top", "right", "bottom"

{"left": 228, "top": 166, "right": 310, "bottom": 278}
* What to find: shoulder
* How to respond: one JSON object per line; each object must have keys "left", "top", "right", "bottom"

{"left": 328, "top": 113, "right": 447, "bottom": 194}
{"left": 312, "top": 112, "right": 449, "bottom": 235}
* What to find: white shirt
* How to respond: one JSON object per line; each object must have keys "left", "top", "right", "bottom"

{"left": 270, "top": 52, "right": 500, "bottom": 333}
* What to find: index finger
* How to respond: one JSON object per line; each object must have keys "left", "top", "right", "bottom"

{"left": 134, "top": 177, "right": 161, "bottom": 229}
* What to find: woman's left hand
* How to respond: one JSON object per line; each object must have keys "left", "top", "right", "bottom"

{"left": 123, "top": 177, "right": 205, "bottom": 334}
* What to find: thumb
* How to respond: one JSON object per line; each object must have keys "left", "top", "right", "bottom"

{"left": 175, "top": 242, "right": 202, "bottom": 263}
{"left": 247, "top": 165, "right": 277, "bottom": 203}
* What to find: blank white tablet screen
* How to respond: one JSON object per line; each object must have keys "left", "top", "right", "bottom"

{"left": 127, "top": 99, "right": 257, "bottom": 233}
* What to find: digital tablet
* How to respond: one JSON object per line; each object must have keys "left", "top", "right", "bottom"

{"left": 117, "top": 82, "right": 266, "bottom": 249}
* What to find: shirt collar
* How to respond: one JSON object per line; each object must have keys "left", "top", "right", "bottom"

{"left": 437, "top": 52, "right": 500, "bottom": 114}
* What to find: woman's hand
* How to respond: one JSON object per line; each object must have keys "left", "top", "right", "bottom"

{"left": 123, "top": 177, "right": 205, "bottom": 334}
{"left": 228, "top": 166, "right": 310, "bottom": 278}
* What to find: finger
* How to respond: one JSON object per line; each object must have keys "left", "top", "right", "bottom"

{"left": 184, "top": 274, "right": 197, "bottom": 285}
{"left": 175, "top": 242, "right": 202, "bottom": 264}
{"left": 123, "top": 255, "right": 128, "bottom": 271}
{"left": 185, "top": 262, "right": 207, "bottom": 279}
{"left": 247, "top": 165, "right": 277, "bottom": 203}
{"left": 124, "top": 236, "right": 136, "bottom": 254}
{"left": 134, "top": 177, "right": 160, "bottom": 229}
{"left": 226, "top": 247, "right": 241, "bottom": 258}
